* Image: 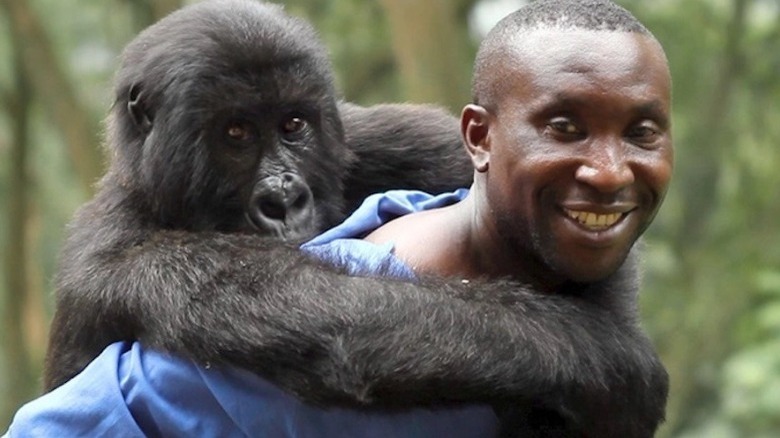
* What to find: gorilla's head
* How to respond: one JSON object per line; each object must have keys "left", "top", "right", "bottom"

{"left": 106, "top": 0, "right": 354, "bottom": 240}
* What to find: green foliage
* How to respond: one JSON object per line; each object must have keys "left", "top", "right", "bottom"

{"left": 283, "top": 0, "right": 399, "bottom": 103}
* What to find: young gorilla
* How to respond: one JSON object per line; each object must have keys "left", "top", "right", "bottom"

{"left": 42, "top": 0, "right": 472, "bottom": 388}
{"left": 29, "top": 0, "right": 666, "bottom": 437}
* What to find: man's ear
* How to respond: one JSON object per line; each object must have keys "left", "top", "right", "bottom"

{"left": 127, "top": 83, "right": 153, "bottom": 134}
{"left": 461, "top": 104, "right": 491, "bottom": 172}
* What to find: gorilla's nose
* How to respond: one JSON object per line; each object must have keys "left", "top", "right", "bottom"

{"left": 248, "top": 173, "right": 314, "bottom": 237}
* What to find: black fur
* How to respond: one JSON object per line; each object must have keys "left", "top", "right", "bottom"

{"left": 340, "top": 102, "right": 474, "bottom": 212}
{"left": 43, "top": 1, "right": 667, "bottom": 436}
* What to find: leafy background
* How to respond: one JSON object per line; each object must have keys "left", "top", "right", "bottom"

{"left": 0, "top": 0, "right": 778, "bottom": 436}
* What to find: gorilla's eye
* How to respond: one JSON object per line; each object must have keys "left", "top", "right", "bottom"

{"left": 281, "top": 116, "right": 307, "bottom": 135}
{"left": 226, "top": 120, "right": 253, "bottom": 142}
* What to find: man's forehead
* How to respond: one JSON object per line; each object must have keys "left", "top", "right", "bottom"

{"left": 496, "top": 30, "right": 668, "bottom": 89}
{"left": 501, "top": 27, "right": 666, "bottom": 71}
{"left": 483, "top": 29, "right": 670, "bottom": 115}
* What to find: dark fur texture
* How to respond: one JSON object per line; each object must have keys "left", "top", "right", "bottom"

{"left": 43, "top": 1, "right": 667, "bottom": 436}
{"left": 340, "top": 102, "right": 474, "bottom": 212}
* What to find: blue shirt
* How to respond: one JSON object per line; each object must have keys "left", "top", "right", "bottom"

{"left": 6, "top": 189, "right": 498, "bottom": 437}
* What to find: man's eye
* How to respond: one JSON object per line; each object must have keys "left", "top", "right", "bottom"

{"left": 546, "top": 117, "right": 582, "bottom": 137}
{"left": 628, "top": 123, "right": 657, "bottom": 138}
{"left": 626, "top": 120, "right": 662, "bottom": 147}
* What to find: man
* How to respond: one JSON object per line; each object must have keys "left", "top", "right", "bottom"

{"left": 5, "top": 0, "right": 671, "bottom": 436}
{"left": 366, "top": 1, "right": 673, "bottom": 294}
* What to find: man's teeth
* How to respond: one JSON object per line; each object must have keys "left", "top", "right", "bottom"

{"left": 564, "top": 209, "right": 622, "bottom": 229}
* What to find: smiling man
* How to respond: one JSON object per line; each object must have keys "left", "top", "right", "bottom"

{"left": 366, "top": 0, "right": 673, "bottom": 293}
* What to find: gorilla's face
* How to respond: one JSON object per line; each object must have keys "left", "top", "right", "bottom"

{"left": 212, "top": 111, "right": 318, "bottom": 237}
{"left": 200, "top": 81, "right": 347, "bottom": 240}
{"left": 110, "top": 0, "right": 353, "bottom": 240}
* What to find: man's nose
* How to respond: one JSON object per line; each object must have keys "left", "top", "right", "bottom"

{"left": 574, "top": 142, "right": 635, "bottom": 193}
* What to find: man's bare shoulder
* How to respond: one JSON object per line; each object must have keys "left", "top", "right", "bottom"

{"left": 363, "top": 205, "right": 465, "bottom": 277}
{"left": 364, "top": 210, "right": 431, "bottom": 246}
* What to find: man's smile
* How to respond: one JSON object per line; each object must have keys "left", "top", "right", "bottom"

{"left": 563, "top": 208, "right": 624, "bottom": 230}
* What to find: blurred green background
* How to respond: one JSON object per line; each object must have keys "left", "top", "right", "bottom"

{"left": 1, "top": 0, "right": 779, "bottom": 436}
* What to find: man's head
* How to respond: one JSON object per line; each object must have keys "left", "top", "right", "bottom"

{"left": 461, "top": 0, "right": 673, "bottom": 285}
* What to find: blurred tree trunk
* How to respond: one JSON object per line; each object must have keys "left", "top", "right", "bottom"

{"left": 0, "top": 0, "right": 103, "bottom": 195}
{"left": 658, "top": 0, "right": 751, "bottom": 435}
{"left": 673, "top": 0, "right": 748, "bottom": 249}
{"left": 378, "top": 0, "right": 474, "bottom": 112}
{"left": 1, "top": 34, "right": 39, "bottom": 429}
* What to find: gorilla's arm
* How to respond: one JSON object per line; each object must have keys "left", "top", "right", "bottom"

{"left": 339, "top": 102, "right": 473, "bottom": 212}
{"left": 46, "top": 187, "right": 666, "bottom": 438}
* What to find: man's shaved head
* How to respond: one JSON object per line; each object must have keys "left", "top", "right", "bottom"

{"left": 472, "top": 0, "right": 658, "bottom": 109}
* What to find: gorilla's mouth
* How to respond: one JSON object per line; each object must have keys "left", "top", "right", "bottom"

{"left": 244, "top": 210, "right": 320, "bottom": 242}
{"left": 245, "top": 211, "right": 288, "bottom": 238}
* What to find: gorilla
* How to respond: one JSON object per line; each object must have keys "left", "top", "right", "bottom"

{"left": 43, "top": 1, "right": 666, "bottom": 436}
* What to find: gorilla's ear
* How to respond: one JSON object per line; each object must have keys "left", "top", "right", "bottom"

{"left": 127, "top": 83, "right": 153, "bottom": 134}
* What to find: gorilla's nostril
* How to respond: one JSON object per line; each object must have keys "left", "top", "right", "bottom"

{"left": 250, "top": 173, "right": 314, "bottom": 232}
{"left": 259, "top": 200, "right": 287, "bottom": 221}
{"left": 291, "top": 192, "right": 309, "bottom": 211}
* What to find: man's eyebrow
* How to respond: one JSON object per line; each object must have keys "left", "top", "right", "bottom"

{"left": 545, "top": 94, "right": 668, "bottom": 111}
{"left": 548, "top": 94, "right": 588, "bottom": 108}
{"left": 527, "top": 95, "right": 589, "bottom": 115}
{"left": 633, "top": 100, "right": 670, "bottom": 128}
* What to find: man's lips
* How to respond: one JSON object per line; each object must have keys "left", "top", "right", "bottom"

{"left": 561, "top": 203, "right": 637, "bottom": 231}
{"left": 563, "top": 208, "right": 623, "bottom": 230}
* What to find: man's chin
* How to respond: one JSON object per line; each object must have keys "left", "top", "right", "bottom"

{"left": 553, "top": 250, "right": 630, "bottom": 285}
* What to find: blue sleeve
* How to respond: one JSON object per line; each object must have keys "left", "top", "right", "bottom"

{"left": 5, "top": 342, "right": 498, "bottom": 437}
{"left": 4, "top": 342, "right": 298, "bottom": 438}
{"left": 5, "top": 343, "right": 145, "bottom": 438}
